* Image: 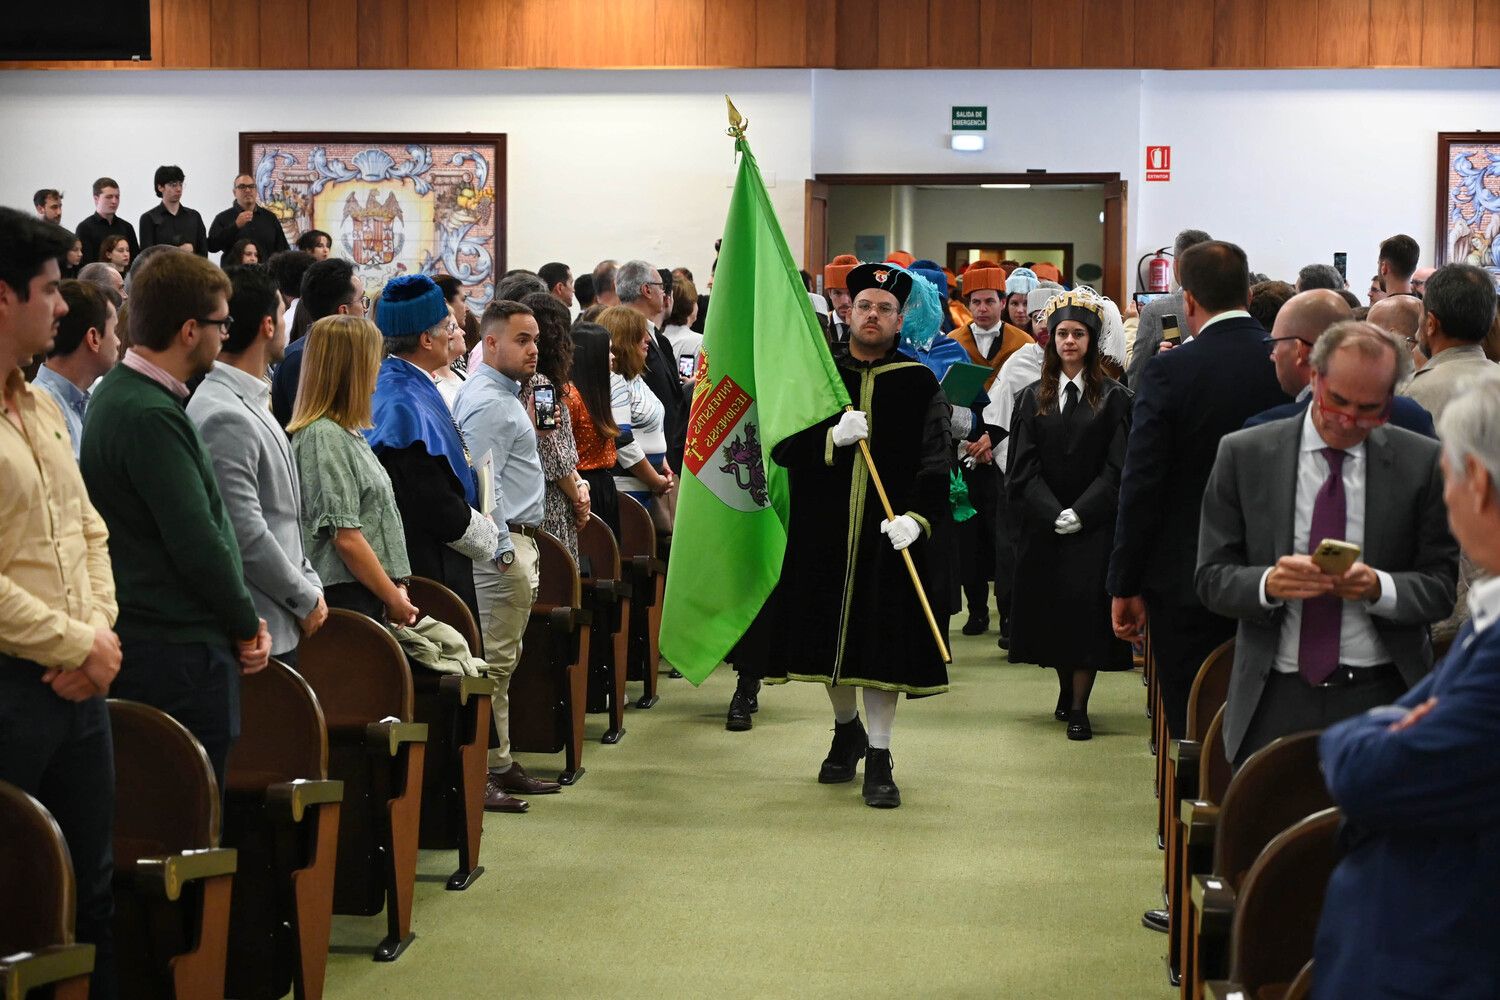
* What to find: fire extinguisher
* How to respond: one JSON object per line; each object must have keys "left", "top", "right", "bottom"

{"left": 1147, "top": 250, "right": 1171, "bottom": 293}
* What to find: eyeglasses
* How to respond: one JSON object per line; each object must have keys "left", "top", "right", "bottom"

{"left": 233, "top": 183, "right": 255, "bottom": 190}
{"left": 197, "top": 315, "right": 234, "bottom": 333}
{"left": 1313, "top": 380, "right": 1391, "bottom": 430}
{"left": 852, "top": 302, "right": 899, "bottom": 317}
{"left": 1262, "top": 335, "right": 1313, "bottom": 347}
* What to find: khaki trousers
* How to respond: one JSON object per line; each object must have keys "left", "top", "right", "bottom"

{"left": 474, "top": 534, "right": 540, "bottom": 770}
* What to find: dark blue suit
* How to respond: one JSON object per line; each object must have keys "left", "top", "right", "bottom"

{"left": 1314, "top": 617, "right": 1500, "bottom": 999}
{"left": 1245, "top": 393, "right": 1436, "bottom": 437}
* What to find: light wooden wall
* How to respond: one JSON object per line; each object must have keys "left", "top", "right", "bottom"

{"left": 8, "top": 0, "right": 1500, "bottom": 70}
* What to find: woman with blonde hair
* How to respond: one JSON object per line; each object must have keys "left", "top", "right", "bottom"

{"left": 597, "top": 305, "right": 673, "bottom": 505}
{"left": 289, "top": 315, "right": 419, "bottom": 626}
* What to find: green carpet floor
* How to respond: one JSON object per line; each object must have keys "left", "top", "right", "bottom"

{"left": 324, "top": 624, "right": 1170, "bottom": 999}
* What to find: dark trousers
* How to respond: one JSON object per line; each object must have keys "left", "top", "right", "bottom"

{"left": 958, "top": 463, "right": 998, "bottom": 617}
{"left": 0, "top": 659, "right": 117, "bottom": 1000}
{"left": 992, "top": 464, "right": 1017, "bottom": 622}
{"left": 1233, "top": 668, "right": 1407, "bottom": 769}
{"left": 1147, "top": 596, "right": 1236, "bottom": 740}
{"left": 112, "top": 638, "right": 241, "bottom": 794}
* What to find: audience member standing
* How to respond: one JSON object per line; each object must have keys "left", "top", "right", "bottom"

{"left": 270, "top": 257, "right": 366, "bottom": 426}
{"left": 1375, "top": 233, "right": 1420, "bottom": 298}
{"left": 619, "top": 259, "right": 687, "bottom": 477}
{"left": 521, "top": 292, "right": 590, "bottom": 561}
{"left": 137, "top": 165, "right": 206, "bottom": 256}
{"left": 1007, "top": 291, "right": 1133, "bottom": 740}
{"left": 661, "top": 275, "right": 702, "bottom": 367}
{"left": 34, "top": 279, "right": 120, "bottom": 459}
{"left": 538, "top": 262, "right": 574, "bottom": 308}
{"left": 80, "top": 250, "right": 271, "bottom": 791}
{"left": 1125, "top": 228, "right": 1212, "bottom": 386}
{"left": 33, "top": 188, "right": 63, "bottom": 223}
{"left": 187, "top": 267, "right": 326, "bottom": 667}
{"left": 566, "top": 321, "right": 621, "bottom": 536}
{"left": 296, "top": 229, "right": 332, "bottom": 260}
{"left": 599, "top": 305, "right": 673, "bottom": 508}
{"left": 207, "top": 173, "right": 289, "bottom": 263}
{"left": 1401, "top": 263, "right": 1498, "bottom": 420}
{"left": 0, "top": 207, "right": 122, "bottom": 1000}
{"left": 74, "top": 177, "right": 139, "bottom": 266}
{"left": 454, "top": 300, "right": 562, "bottom": 812}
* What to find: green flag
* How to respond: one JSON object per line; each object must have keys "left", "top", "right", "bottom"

{"left": 659, "top": 132, "right": 851, "bottom": 685}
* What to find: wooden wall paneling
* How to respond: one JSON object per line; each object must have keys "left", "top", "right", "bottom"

{"left": 804, "top": 0, "right": 837, "bottom": 66}
{"left": 704, "top": 0, "right": 758, "bottom": 66}
{"left": 1032, "top": 0, "right": 1085, "bottom": 67}
{"left": 407, "top": 0, "right": 458, "bottom": 68}
{"left": 503, "top": 0, "right": 557, "bottom": 67}
{"left": 1261, "top": 0, "right": 1319, "bottom": 67}
{"left": 833, "top": 0, "right": 880, "bottom": 66}
{"left": 756, "top": 0, "right": 809, "bottom": 66}
{"left": 1316, "top": 0, "right": 1370, "bottom": 65}
{"left": 358, "top": 0, "right": 409, "bottom": 67}
{"left": 209, "top": 0, "right": 260, "bottom": 67}
{"left": 1211, "top": 0, "right": 1265, "bottom": 66}
{"left": 162, "top": 0, "right": 211, "bottom": 68}
{"left": 1368, "top": 0, "right": 1422, "bottom": 65}
{"left": 1421, "top": 0, "right": 1476, "bottom": 66}
{"left": 927, "top": 0, "right": 980, "bottom": 68}
{"left": 605, "top": 0, "right": 659, "bottom": 66}
{"left": 655, "top": 0, "right": 708, "bottom": 66}
{"left": 259, "top": 0, "right": 311, "bottom": 69}
{"left": 309, "top": 0, "right": 360, "bottom": 68}
{"left": 454, "top": 0, "right": 506, "bottom": 68}
{"left": 979, "top": 0, "right": 1031, "bottom": 67}
{"left": 1134, "top": 0, "right": 1213, "bottom": 68}
{"left": 1476, "top": 0, "right": 1500, "bottom": 66}
{"left": 1082, "top": 0, "right": 1134, "bottom": 68}
{"left": 877, "top": 0, "right": 930, "bottom": 67}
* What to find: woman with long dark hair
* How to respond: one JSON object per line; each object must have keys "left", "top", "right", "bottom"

{"left": 566, "top": 321, "right": 621, "bottom": 536}
{"left": 519, "top": 292, "right": 590, "bottom": 560}
{"left": 1006, "top": 289, "right": 1133, "bottom": 740}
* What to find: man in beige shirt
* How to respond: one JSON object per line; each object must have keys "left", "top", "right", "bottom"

{"left": 1401, "top": 263, "right": 1497, "bottom": 422}
{"left": 0, "top": 206, "right": 121, "bottom": 999}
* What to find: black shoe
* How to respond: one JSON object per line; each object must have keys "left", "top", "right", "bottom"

{"left": 996, "top": 633, "right": 1009, "bottom": 650}
{"left": 961, "top": 611, "right": 989, "bottom": 636}
{"left": 862, "top": 748, "right": 901, "bottom": 808}
{"left": 1054, "top": 692, "right": 1070, "bottom": 722}
{"left": 817, "top": 715, "right": 868, "bottom": 783}
{"left": 726, "top": 689, "right": 754, "bottom": 732}
{"left": 1067, "top": 710, "right": 1092, "bottom": 741}
{"left": 1142, "top": 908, "right": 1169, "bottom": 933}
{"left": 744, "top": 681, "right": 760, "bottom": 714}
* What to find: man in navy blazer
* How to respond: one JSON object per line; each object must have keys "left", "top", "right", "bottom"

{"left": 1108, "top": 241, "right": 1289, "bottom": 742}
{"left": 1314, "top": 370, "right": 1500, "bottom": 999}
{"left": 1245, "top": 288, "right": 1436, "bottom": 437}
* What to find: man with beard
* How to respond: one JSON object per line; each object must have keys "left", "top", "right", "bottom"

{"left": 823, "top": 253, "right": 858, "bottom": 343}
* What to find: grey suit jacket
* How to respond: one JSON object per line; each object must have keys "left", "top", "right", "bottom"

{"left": 1195, "top": 416, "right": 1458, "bottom": 762}
{"left": 1125, "top": 290, "right": 1186, "bottom": 387}
{"left": 187, "top": 363, "right": 322, "bottom": 656}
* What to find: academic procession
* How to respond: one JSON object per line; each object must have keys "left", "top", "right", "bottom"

{"left": 4, "top": 6, "right": 1500, "bottom": 998}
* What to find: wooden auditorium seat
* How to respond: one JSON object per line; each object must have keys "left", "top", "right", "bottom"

{"left": 0, "top": 779, "right": 95, "bottom": 999}
{"left": 108, "top": 699, "right": 238, "bottom": 1000}
{"left": 618, "top": 493, "right": 666, "bottom": 708}
{"left": 1184, "top": 731, "right": 1333, "bottom": 1000}
{"left": 222, "top": 658, "right": 344, "bottom": 1000}
{"left": 509, "top": 529, "right": 592, "bottom": 784}
{"left": 1175, "top": 706, "right": 1231, "bottom": 990}
{"left": 578, "top": 513, "right": 629, "bottom": 743}
{"left": 296, "top": 610, "right": 428, "bottom": 961}
{"left": 404, "top": 576, "right": 499, "bottom": 892}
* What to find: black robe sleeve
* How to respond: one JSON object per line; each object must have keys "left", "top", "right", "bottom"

{"left": 378, "top": 443, "right": 472, "bottom": 546}
{"left": 1006, "top": 388, "right": 1065, "bottom": 529}
{"left": 912, "top": 384, "right": 953, "bottom": 527}
{"left": 1071, "top": 389, "right": 1131, "bottom": 530}
{"left": 771, "top": 412, "right": 842, "bottom": 470}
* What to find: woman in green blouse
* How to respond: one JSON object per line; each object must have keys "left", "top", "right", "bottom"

{"left": 289, "top": 315, "right": 419, "bottom": 626}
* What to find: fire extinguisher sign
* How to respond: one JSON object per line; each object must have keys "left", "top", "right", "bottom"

{"left": 1146, "top": 145, "right": 1171, "bottom": 182}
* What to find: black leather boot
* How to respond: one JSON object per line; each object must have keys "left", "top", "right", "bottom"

{"left": 817, "top": 715, "right": 867, "bottom": 783}
{"left": 726, "top": 678, "right": 759, "bottom": 732}
{"left": 861, "top": 748, "right": 901, "bottom": 808}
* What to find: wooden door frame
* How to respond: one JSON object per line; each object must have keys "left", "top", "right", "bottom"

{"left": 944, "top": 241, "right": 1075, "bottom": 284}
{"left": 809, "top": 172, "right": 1127, "bottom": 306}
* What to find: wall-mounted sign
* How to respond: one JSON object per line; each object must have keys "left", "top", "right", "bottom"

{"left": 952, "top": 106, "right": 987, "bottom": 131}
{"left": 1146, "top": 145, "right": 1171, "bottom": 182}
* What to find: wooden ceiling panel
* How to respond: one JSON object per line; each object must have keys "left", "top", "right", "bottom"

{"left": 877, "top": 0, "right": 930, "bottom": 68}
{"left": 1316, "top": 0, "right": 1370, "bottom": 66}
{"left": 1477, "top": 0, "right": 1500, "bottom": 66}
{"left": 1135, "top": 0, "right": 1213, "bottom": 68}
{"left": 705, "top": 0, "right": 757, "bottom": 66}
{"left": 655, "top": 0, "right": 707, "bottom": 66}
{"left": 1421, "top": 0, "right": 1476, "bottom": 66}
{"left": 1212, "top": 0, "right": 1265, "bottom": 67}
{"left": 1262, "top": 0, "right": 1319, "bottom": 67}
{"left": 162, "top": 0, "right": 212, "bottom": 68}
{"left": 210, "top": 0, "right": 260, "bottom": 67}
{"left": 834, "top": 0, "right": 880, "bottom": 67}
{"left": 756, "top": 0, "right": 809, "bottom": 66}
{"left": 979, "top": 0, "right": 1031, "bottom": 67}
{"left": 1369, "top": 0, "right": 1422, "bottom": 65}
{"left": 407, "top": 0, "right": 458, "bottom": 68}
{"left": 1032, "top": 0, "right": 1084, "bottom": 67}
{"left": 1082, "top": 0, "right": 1134, "bottom": 68}
{"left": 259, "top": 0, "right": 310, "bottom": 69}
{"left": 309, "top": 0, "right": 360, "bottom": 68}
{"left": 928, "top": 0, "right": 980, "bottom": 68}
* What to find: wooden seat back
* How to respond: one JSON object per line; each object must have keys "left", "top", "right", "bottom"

{"left": 536, "top": 529, "right": 583, "bottom": 609}
{"left": 1213, "top": 732, "right": 1332, "bottom": 887}
{"left": 1285, "top": 959, "right": 1315, "bottom": 1000}
{"left": 296, "top": 609, "right": 414, "bottom": 728}
{"left": 1200, "top": 705, "right": 1232, "bottom": 803}
{"left": 1229, "top": 808, "right": 1341, "bottom": 995}
{"left": 510, "top": 531, "right": 590, "bottom": 781}
{"left": 1187, "top": 639, "right": 1234, "bottom": 741}
{"left": 226, "top": 658, "right": 329, "bottom": 793}
{"left": 110, "top": 699, "right": 220, "bottom": 855}
{"left": 578, "top": 513, "right": 622, "bottom": 586}
{"left": 617, "top": 493, "right": 658, "bottom": 572}
{"left": 0, "top": 779, "right": 75, "bottom": 952}
{"left": 407, "top": 576, "right": 483, "bottom": 658}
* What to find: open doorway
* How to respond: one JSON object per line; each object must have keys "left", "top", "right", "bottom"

{"left": 805, "top": 173, "right": 1127, "bottom": 306}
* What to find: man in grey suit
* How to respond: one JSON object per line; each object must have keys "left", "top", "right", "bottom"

{"left": 1125, "top": 228, "right": 1212, "bottom": 386}
{"left": 1401, "top": 262, "right": 1497, "bottom": 422}
{"left": 187, "top": 267, "right": 326, "bottom": 664}
{"left": 1197, "top": 320, "right": 1458, "bottom": 767}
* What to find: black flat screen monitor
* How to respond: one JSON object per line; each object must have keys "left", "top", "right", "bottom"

{"left": 1, "top": 2, "right": 153, "bottom": 61}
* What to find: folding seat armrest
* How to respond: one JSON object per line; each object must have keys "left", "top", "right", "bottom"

{"left": 364, "top": 721, "right": 429, "bottom": 756}
{"left": 0, "top": 942, "right": 96, "bottom": 996}
{"left": 1192, "top": 872, "right": 1238, "bottom": 984}
{"left": 587, "top": 579, "right": 623, "bottom": 604}
{"left": 1170, "top": 739, "right": 1202, "bottom": 799}
{"left": 128, "top": 847, "right": 239, "bottom": 901}
{"left": 438, "top": 674, "right": 500, "bottom": 705}
{"left": 1180, "top": 800, "right": 1220, "bottom": 855}
{"left": 266, "top": 778, "right": 346, "bottom": 824}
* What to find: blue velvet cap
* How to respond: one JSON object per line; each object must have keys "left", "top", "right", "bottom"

{"left": 375, "top": 274, "right": 449, "bottom": 339}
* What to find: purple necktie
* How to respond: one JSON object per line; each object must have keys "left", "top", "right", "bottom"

{"left": 1299, "top": 447, "right": 1346, "bottom": 685}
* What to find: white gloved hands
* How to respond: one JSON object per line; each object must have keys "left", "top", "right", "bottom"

{"left": 831, "top": 410, "right": 869, "bottom": 448}
{"left": 1054, "top": 508, "right": 1082, "bottom": 535}
{"left": 881, "top": 515, "right": 921, "bottom": 551}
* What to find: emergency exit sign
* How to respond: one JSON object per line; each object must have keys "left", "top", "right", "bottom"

{"left": 952, "top": 106, "right": 987, "bottom": 131}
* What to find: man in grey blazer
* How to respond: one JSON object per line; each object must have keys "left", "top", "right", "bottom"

{"left": 1125, "top": 228, "right": 1212, "bottom": 386}
{"left": 187, "top": 267, "right": 326, "bottom": 663}
{"left": 1197, "top": 320, "right": 1458, "bottom": 768}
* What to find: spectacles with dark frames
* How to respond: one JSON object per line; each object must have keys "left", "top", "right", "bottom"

{"left": 197, "top": 315, "right": 235, "bottom": 333}
{"left": 1261, "top": 335, "right": 1313, "bottom": 347}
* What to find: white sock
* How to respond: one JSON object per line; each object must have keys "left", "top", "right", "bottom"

{"left": 827, "top": 684, "right": 858, "bottom": 724}
{"left": 863, "top": 688, "right": 898, "bottom": 750}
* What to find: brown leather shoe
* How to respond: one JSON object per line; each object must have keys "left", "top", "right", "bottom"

{"left": 496, "top": 761, "right": 561, "bottom": 795}
{"left": 484, "top": 773, "right": 529, "bottom": 813}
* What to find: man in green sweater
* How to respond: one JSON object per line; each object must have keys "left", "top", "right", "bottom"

{"left": 80, "top": 249, "right": 270, "bottom": 789}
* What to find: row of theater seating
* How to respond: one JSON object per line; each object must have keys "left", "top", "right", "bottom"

{"left": 0, "top": 494, "right": 667, "bottom": 999}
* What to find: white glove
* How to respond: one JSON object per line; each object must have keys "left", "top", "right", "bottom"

{"left": 881, "top": 514, "right": 921, "bottom": 551}
{"left": 831, "top": 410, "right": 869, "bottom": 448}
{"left": 1054, "top": 508, "right": 1082, "bottom": 535}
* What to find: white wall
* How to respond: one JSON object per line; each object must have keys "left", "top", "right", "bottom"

{"left": 0, "top": 69, "right": 813, "bottom": 284}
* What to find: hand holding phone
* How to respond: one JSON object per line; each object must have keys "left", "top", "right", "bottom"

{"left": 678, "top": 354, "right": 697, "bottom": 379}
{"left": 1161, "top": 313, "right": 1180, "bottom": 344}
{"left": 1311, "top": 539, "right": 1361, "bottom": 577}
{"left": 533, "top": 385, "right": 558, "bottom": 431}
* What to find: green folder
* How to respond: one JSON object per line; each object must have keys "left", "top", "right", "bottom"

{"left": 940, "top": 362, "right": 992, "bottom": 407}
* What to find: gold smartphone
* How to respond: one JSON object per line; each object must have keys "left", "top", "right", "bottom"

{"left": 1311, "top": 539, "right": 1361, "bottom": 576}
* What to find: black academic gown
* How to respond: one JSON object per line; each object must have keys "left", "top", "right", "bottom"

{"left": 1006, "top": 377, "right": 1134, "bottom": 672}
{"left": 379, "top": 445, "right": 480, "bottom": 623}
{"left": 751, "top": 346, "right": 953, "bottom": 696}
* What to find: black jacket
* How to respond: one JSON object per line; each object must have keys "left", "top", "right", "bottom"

{"left": 208, "top": 203, "right": 290, "bottom": 260}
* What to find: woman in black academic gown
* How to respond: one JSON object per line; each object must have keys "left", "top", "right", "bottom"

{"left": 1006, "top": 290, "right": 1133, "bottom": 740}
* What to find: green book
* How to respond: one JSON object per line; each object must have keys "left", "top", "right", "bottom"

{"left": 940, "top": 361, "right": 992, "bottom": 407}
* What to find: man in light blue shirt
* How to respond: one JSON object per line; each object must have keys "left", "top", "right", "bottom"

{"left": 453, "top": 299, "right": 557, "bottom": 811}
{"left": 34, "top": 280, "right": 120, "bottom": 458}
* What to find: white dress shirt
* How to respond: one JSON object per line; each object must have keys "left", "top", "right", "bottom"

{"left": 1467, "top": 574, "right": 1500, "bottom": 637}
{"left": 1058, "top": 370, "right": 1085, "bottom": 412}
{"left": 1259, "top": 407, "right": 1399, "bottom": 673}
{"left": 970, "top": 322, "right": 1003, "bottom": 358}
